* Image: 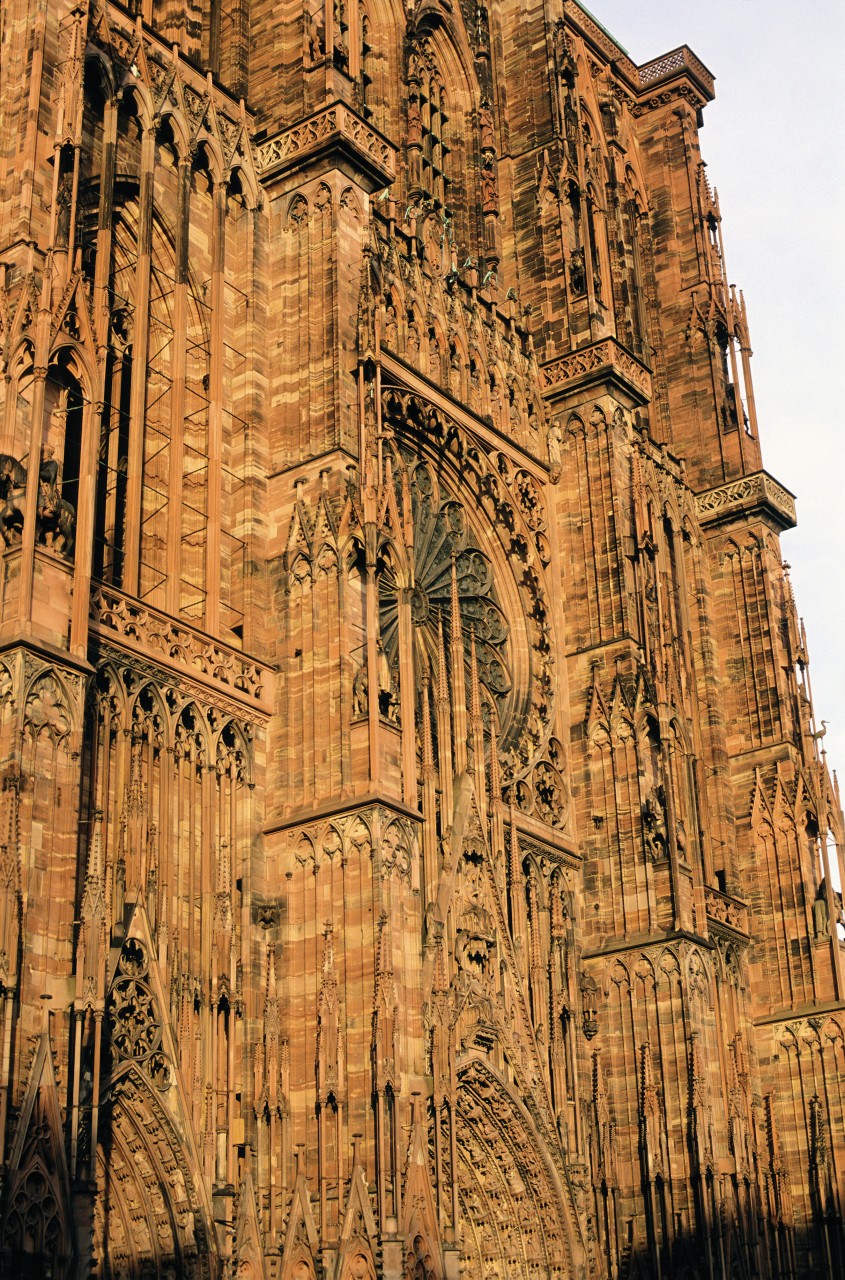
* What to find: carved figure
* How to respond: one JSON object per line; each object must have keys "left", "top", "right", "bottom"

{"left": 469, "top": 362, "right": 482, "bottom": 410}
{"left": 449, "top": 342, "right": 462, "bottom": 395}
{"left": 428, "top": 334, "right": 441, "bottom": 380}
{"left": 569, "top": 247, "right": 586, "bottom": 296}
{"left": 0, "top": 447, "right": 75, "bottom": 556}
{"left": 376, "top": 638, "right": 395, "bottom": 717}
{"left": 814, "top": 880, "right": 845, "bottom": 938}
{"left": 383, "top": 303, "right": 398, "bottom": 349}
{"left": 407, "top": 94, "right": 422, "bottom": 146}
{"left": 40, "top": 500, "right": 76, "bottom": 559}
{"left": 481, "top": 160, "right": 498, "bottom": 212}
{"left": 642, "top": 788, "right": 667, "bottom": 860}
{"left": 547, "top": 421, "right": 563, "bottom": 483}
{"left": 305, "top": 3, "right": 325, "bottom": 61}
{"left": 675, "top": 818, "right": 688, "bottom": 858}
{"left": 813, "top": 883, "right": 829, "bottom": 938}
{"left": 55, "top": 171, "right": 75, "bottom": 249}
{"left": 479, "top": 100, "right": 496, "bottom": 153}
{"left": 581, "top": 973, "right": 599, "bottom": 1040}
{"left": 352, "top": 662, "right": 368, "bottom": 716}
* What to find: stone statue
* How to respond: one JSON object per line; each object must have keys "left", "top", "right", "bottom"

{"left": 642, "top": 787, "right": 667, "bottom": 860}
{"left": 37, "top": 445, "right": 75, "bottom": 556}
{"left": 481, "top": 161, "right": 498, "bottom": 212}
{"left": 0, "top": 446, "right": 75, "bottom": 557}
{"left": 548, "top": 421, "right": 563, "bottom": 483}
{"left": 383, "top": 303, "right": 398, "bottom": 349}
{"left": 814, "top": 880, "right": 829, "bottom": 938}
{"left": 479, "top": 99, "right": 496, "bottom": 154}
{"left": 407, "top": 94, "right": 422, "bottom": 146}
{"left": 306, "top": 5, "right": 325, "bottom": 62}
{"left": 675, "top": 818, "right": 687, "bottom": 858}
{"left": 569, "top": 247, "right": 587, "bottom": 296}
{"left": 0, "top": 453, "right": 27, "bottom": 542}
{"left": 352, "top": 662, "right": 368, "bottom": 716}
{"left": 813, "top": 880, "right": 844, "bottom": 938}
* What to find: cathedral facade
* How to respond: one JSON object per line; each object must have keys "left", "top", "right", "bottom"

{"left": 0, "top": 0, "right": 842, "bottom": 1276}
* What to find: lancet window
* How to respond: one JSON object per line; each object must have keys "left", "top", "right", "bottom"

{"left": 72, "top": 67, "right": 255, "bottom": 638}
{"left": 407, "top": 42, "right": 451, "bottom": 212}
{"left": 421, "top": 74, "right": 449, "bottom": 208}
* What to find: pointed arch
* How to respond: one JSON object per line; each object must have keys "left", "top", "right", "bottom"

{"left": 93, "top": 1065, "right": 213, "bottom": 1278}
{"left": 2, "top": 1032, "right": 73, "bottom": 1277}
{"left": 455, "top": 1057, "right": 585, "bottom": 1276}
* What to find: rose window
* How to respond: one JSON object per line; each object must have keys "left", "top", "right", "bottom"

{"left": 379, "top": 459, "right": 512, "bottom": 711}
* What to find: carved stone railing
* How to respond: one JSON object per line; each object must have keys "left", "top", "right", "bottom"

{"left": 562, "top": 2, "right": 714, "bottom": 101}
{"left": 705, "top": 885, "right": 749, "bottom": 936}
{"left": 256, "top": 103, "right": 395, "bottom": 187}
{"left": 540, "top": 338, "right": 652, "bottom": 404}
{"left": 695, "top": 471, "right": 797, "bottom": 531}
{"left": 90, "top": 585, "right": 272, "bottom": 712}
{"left": 637, "top": 47, "right": 715, "bottom": 96}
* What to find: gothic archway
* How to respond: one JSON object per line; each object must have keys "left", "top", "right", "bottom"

{"left": 454, "top": 1059, "right": 583, "bottom": 1279}
{"left": 92, "top": 1068, "right": 213, "bottom": 1278}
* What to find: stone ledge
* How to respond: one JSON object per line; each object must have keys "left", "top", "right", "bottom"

{"left": 89, "top": 583, "right": 273, "bottom": 713}
{"left": 256, "top": 102, "right": 396, "bottom": 190}
{"left": 695, "top": 470, "right": 797, "bottom": 531}
{"left": 636, "top": 46, "right": 715, "bottom": 99}
{"left": 540, "top": 337, "right": 652, "bottom": 407}
{"left": 563, "top": 3, "right": 714, "bottom": 103}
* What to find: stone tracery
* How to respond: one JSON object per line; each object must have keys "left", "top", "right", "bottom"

{"left": 0, "top": 3, "right": 840, "bottom": 1279}
{"left": 380, "top": 390, "right": 560, "bottom": 783}
{"left": 379, "top": 456, "right": 513, "bottom": 703}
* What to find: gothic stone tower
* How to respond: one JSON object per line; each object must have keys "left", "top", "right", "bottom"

{"left": 0, "top": 1, "right": 842, "bottom": 1277}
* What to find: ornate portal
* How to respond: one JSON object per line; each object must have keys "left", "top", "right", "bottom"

{"left": 0, "top": 3, "right": 841, "bottom": 1279}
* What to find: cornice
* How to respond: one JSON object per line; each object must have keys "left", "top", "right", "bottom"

{"left": 89, "top": 583, "right": 273, "bottom": 716}
{"left": 265, "top": 791, "right": 423, "bottom": 835}
{"left": 562, "top": 2, "right": 715, "bottom": 109}
{"left": 695, "top": 470, "right": 797, "bottom": 532}
{"left": 255, "top": 102, "right": 396, "bottom": 191}
{"left": 540, "top": 337, "right": 652, "bottom": 409}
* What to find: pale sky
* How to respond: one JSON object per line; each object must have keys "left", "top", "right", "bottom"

{"left": 587, "top": 0, "right": 845, "bottom": 782}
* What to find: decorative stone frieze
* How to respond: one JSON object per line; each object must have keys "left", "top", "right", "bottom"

{"left": 256, "top": 102, "right": 396, "bottom": 188}
{"left": 540, "top": 337, "right": 652, "bottom": 406}
{"left": 89, "top": 585, "right": 272, "bottom": 713}
{"left": 695, "top": 470, "right": 797, "bottom": 531}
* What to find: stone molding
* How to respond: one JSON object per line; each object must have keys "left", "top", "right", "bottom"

{"left": 540, "top": 337, "right": 652, "bottom": 404}
{"left": 704, "top": 885, "right": 750, "bottom": 937}
{"left": 256, "top": 102, "right": 396, "bottom": 187}
{"left": 695, "top": 470, "right": 797, "bottom": 531}
{"left": 89, "top": 584, "right": 272, "bottom": 712}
